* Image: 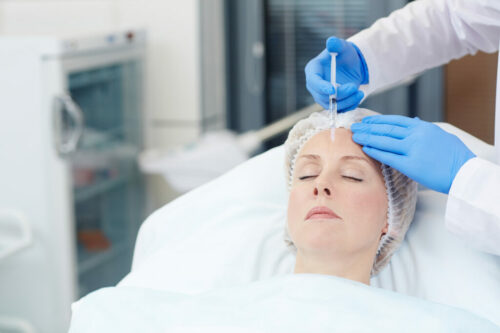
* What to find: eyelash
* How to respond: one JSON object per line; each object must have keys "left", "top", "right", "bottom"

{"left": 298, "top": 175, "right": 363, "bottom": 182}
{"left": 344, "top": 176, "right": 363, "bottom": 182}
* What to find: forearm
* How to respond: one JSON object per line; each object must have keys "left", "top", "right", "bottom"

{"left": 349, "top": 0, "right": 500, "bottom": 95}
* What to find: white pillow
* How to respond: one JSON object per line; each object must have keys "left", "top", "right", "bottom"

{"left": 120, "top": 123, "right": 500, "bottom": 326}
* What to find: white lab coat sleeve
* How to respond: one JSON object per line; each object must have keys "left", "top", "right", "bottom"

{"left": 445, "top": 157, "right": 500, "bottom": 256}
{"left": 348, "top": 0, "right": 500, "bottom": 96}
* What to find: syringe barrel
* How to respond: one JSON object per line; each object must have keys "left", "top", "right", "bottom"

{"left": 330, "top": 52, "right": 338, "bottom": 97}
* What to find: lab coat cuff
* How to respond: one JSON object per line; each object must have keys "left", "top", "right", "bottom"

{"left": 445, "top": 157, "right": 500, "bottom": 255}
{"left": 348, "top": 33, "right": 379, "bottom": 97}
{"left": 448, "top": 157, "right": 492, "bottom": 200}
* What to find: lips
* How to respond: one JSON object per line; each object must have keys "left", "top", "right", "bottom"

{"left": 305, "top": 206, "right": 340, "bottom": 221}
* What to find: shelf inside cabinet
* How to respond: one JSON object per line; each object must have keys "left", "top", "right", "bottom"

{"left": 77, "top": 240, "right": 130, "bottom": 276}
{"left": 74, "top": 175, "right": 128, "bottom": 202}
{"left": 72, "top": 142, "right": 140, "bottom": 202}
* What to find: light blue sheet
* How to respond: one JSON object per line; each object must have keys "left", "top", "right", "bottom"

{"left": 70, "top": 274, "right": 500, "bottom": 332}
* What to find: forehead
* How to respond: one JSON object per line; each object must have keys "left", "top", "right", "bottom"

{"left": 299, "top": 128, "right": 364, "bottom": 157}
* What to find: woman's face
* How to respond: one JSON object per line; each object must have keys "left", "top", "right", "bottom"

{"left": 287, "top": 128, "right": 388, "bottom": 259}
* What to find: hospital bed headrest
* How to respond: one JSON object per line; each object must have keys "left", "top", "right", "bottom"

{"left": 119, "top": 122, "right": 500, "bottom": 326}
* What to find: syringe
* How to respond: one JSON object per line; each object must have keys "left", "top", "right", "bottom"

{"left": 329, "top": 52, "right": 338, "bottom": 140}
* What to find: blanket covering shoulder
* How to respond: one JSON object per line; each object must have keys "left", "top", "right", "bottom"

{"left": 69, "top": 274, "right": 500, "bottom": 332}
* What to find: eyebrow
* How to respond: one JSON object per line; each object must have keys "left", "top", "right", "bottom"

{"left": 297, "top": 154, "right": 373, "bottom": 166}
{"left": 297, "top": 154, "right": 321, "bottom": 161}
{"left": 340, "top": 155, "right": 372, "bottom": 165}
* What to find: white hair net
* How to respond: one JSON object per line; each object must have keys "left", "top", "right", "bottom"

{"left": 283, "top": 108, "right": 418, "bottom": 276}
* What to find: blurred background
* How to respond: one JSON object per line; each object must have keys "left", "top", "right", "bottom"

{"left": 0, "top": 0, "right": 496, "bottom": 332}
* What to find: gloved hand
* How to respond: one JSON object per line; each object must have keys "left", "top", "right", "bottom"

{"left": 350, "top": 115, "right": 476, "bottom": 194}
{"left": 305, "top": 36, "right": 369, "bottom": 112}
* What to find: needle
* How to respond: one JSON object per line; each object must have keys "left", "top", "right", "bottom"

{"left": 329, "top": 52, "right": 338, "bottom": 140}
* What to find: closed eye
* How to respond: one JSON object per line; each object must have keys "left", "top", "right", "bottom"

{"left": 298, "top": 175, "right": 317, "bottom": 180}
{"left": 343, "top": 176, "right": 363, "bottom": 182}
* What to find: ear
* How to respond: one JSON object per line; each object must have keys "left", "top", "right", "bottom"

{"left": 380, "top": 221, "right": 389, "bottom": 239}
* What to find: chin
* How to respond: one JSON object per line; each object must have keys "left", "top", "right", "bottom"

{"left": 298, "top": 232, "right": 344, "bottom": 253}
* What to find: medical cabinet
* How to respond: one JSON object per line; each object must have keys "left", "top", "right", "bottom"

{"left": 0, "top": 30, "right": 146, "bottom": 333}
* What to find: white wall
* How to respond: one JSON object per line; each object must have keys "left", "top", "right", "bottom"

{"left": 0, "top": 0, "right": 204, "bottom": 208}
{"left": 113, "top": 1, "right": 203, "bottom": 149}
{"left": 0, "top": 0, "right": 202, "bottom": 148}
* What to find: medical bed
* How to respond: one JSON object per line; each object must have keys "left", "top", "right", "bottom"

{"left": 70, "top": 122, "right": 500, "bottom": 332}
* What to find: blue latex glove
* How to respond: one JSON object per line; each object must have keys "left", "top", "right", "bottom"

{"left": 305, "top": 36, "right": 369, "bottom": 112}
{"left": 351, "top": 115, "right": 476, "bottom": 194}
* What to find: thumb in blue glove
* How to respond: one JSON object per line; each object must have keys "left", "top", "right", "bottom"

{"left": 350, "top": 115, "right": 476, "bottom": 194}
{"left": 305, "top": 36, "right": 369, "bottom": 112}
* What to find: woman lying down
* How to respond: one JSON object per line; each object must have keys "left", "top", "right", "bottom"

{"left": 283, "top": 108, "right": 417, "bottom": 283}
{"left": 69, "top": 109, "right": 499, "bottom": 332}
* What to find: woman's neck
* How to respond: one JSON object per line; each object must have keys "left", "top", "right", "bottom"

{"left": 293, "top": 250, "right": 373, "bottom": 285}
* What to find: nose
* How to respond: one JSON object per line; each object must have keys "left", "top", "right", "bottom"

{"left": 313, "top": 183, "right": 331, "bottom": 197}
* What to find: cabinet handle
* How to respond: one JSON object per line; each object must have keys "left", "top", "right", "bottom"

{"left": 53, "top": 93, "right": 85, "bottom": 156}
{"left": 0, "top": 210, "right": 33, "bottom": 262}
{"left": 0, "top": 316, "right": 35, "bottom": 333}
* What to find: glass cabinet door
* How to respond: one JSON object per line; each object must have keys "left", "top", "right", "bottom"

{"left": 66, "top": 61, "right": 145, "bottom": 297}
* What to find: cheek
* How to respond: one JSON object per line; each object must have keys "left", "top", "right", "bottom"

{"left": 339, "top": 184, "right": 388, "bottom": 228}
{"left": 287, "top": 185, "right": 310, "bottom": 236}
